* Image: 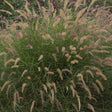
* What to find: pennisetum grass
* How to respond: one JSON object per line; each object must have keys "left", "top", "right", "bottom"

{"left": 0, "top": 0, "right": 112, "bottom": 112}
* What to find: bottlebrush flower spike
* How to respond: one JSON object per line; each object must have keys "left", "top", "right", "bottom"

{"left": 22, "top": 83, "right": 27, "bottom": 93}
{"left": 1, "top": 72, "right": 5, "bottom": 80}
{"left": 30, "top": 101, "right": 35, "bottom": 112}
{"left": 56, "top": 46, "right": 59, "bottom": 53}
{"left": 62, "top": 68, "right": 72, "bottom": 74}
{"left": 38, "top": 55, "right": 43, "bottom": 61}
{"left": 52, "top": 53, "right": 57, "bottom": 62}
{"left": 57, "top": 68, "right": 63, "bottom": 80}
{"left": 1, "top": 81, "right": 10, "bottom": 91}
{"left": 26, "top": 44, "right": 33, "bottom": 49}
{"left": 40, "top": 90, "right": 44, "bottom": 104}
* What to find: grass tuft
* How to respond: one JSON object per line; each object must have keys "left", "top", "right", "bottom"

{"left": 0, "top": 0, "right": 112, "bottom": 112}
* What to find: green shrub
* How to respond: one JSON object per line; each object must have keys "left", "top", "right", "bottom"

{"left": 0, "top": 0, "right": 112, "bottom": 112}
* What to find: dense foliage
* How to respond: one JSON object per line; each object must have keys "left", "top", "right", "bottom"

{"left": 0, "top": 0, "right": 112, "bottom": 112}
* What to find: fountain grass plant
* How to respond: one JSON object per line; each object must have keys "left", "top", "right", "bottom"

{"left": 0, "top": 0, "right": 112, "bottom": 112}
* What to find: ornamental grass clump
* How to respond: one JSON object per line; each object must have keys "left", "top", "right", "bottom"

{"left": 0, "top": 0, "right": 112, "bottom": 111}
